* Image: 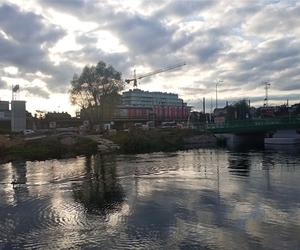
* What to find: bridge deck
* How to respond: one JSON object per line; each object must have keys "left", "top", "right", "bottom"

{"left": 206, "top": 117, "right": 300, "bottom": 134}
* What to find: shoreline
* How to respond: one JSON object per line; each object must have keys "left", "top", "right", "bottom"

{"left": 0, "top": 129, "right": 218, "bottom": 164}
{"left": 0, "top": 134, "right": 98, "bottom": 164}
{"left": 109, "top": 128, "right": 218, "bottom": 154}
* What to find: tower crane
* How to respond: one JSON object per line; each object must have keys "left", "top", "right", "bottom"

{"left": 125, "top": 62, "right": 186, "bottom": 88}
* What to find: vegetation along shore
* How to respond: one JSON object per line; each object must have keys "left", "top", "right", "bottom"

{"left": 0, "top": 129, "right": 218, "bottom": 163}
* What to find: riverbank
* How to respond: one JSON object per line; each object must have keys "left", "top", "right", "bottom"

{"left": 0, "top": 134, "right": 98, "bottom": 163}
{"left": 109, "top": 129, "right": 218, "bottom": 154}
{"left": 0, "top": 129, "right": 218, "bottom": 163}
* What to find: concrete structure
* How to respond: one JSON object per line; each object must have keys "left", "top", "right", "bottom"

{"left": 0, "top": 101, "right": 11, "bottom": 121}
{"left": 265, "top": 129, "right": 300, "bottom": 145}
{"left": 215, "top": 133, "right": 264, "bottom": 148}
{"left": 208, "top": 117, "right": 300, "bottom": 147}
{"left": 0, "top": 101, "right": 9, "bottom": 111}
{"left": 11, "top": 100, "right": 26, "bottom": 132}
{"left": 114, "top": 89, "right": 190, "bottom": 122}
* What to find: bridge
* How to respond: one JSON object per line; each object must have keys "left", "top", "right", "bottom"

{"left": 206, "top": 117, "right": 300, "bottom": 134}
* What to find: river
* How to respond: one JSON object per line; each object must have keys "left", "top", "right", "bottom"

{"left": 0, "top": 147, "right": 300, "bottom": 249}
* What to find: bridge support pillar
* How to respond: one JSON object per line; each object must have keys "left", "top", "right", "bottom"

{"left": 216, "top": 133, "right": 265, "bottom": 148}
{"left": 265, "top": 129, "right": 300, "bottom": 145}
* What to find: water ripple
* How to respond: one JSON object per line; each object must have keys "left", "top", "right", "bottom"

{"left": 0, "top": 149, "right": 300, "bottom": 249}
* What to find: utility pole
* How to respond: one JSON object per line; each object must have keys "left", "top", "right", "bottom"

{"left": 210, "top": 96, "right": 213, "bottom": 123}
{"left": 263, "top": 81, "right": 271, "bottom": 107}
{"left": 215, "top": 80, "right": 223, "bottom": 109}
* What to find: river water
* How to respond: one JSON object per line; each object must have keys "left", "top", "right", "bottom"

{"left": 0, "top": 148, "right": 300, "bottom": 249}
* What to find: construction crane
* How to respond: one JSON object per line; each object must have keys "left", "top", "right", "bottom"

{"left": 125, "top": 62, "right": 186, "bottom": 88}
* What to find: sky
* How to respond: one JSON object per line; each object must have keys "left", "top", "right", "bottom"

{"left": 0, "top": 0, "right": 299, "bottom": 115}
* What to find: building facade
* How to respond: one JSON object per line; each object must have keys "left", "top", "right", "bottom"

{"left": 0, "top": 101, "right": 10, "bottom": 121}
{"left": 114, "top": 89, "right": 190, "bottom": 122}
{"left": 0, "top": 101, "right": 11, "bottom": 131}
{"left": 0, "top": 100, "right": 27, "bottom": 132}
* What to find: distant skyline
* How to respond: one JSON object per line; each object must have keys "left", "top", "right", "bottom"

{"left": 0, "top": 0, "right": 299, "bottom": 115}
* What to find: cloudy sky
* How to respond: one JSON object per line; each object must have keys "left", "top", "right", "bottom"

{"left": 0, "top": 0, "right": 299, "bottom": 114}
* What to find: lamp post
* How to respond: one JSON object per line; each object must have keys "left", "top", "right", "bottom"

{"left": 215, "top": 80, "right": 223, "bottom": 109}
{"left": 263, "top": 81, "right": 271, "bottom": 107}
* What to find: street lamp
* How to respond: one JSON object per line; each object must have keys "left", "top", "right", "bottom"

{"left": 263, "top": 81, "right": 271, "bottom": 107}
{"left": 215, "top": 79, "right": 223, "bottom": 109}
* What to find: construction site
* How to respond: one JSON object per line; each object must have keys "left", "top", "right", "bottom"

{"left": 116, "top": 63, "right": 190, "bottom": 124}
{"left": 0, "top": 63, "right": 192, "bottom": 133}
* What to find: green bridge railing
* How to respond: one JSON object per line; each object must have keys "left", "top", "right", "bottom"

{"left": 206, "top": 116, "right": 300, "bottom": 133}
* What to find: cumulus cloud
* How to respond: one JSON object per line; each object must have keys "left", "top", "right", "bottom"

{"left": 244, "top": 2, "right": 300, "bottom": 37}
{"left": 0, "top": 4, "right": 64, "bottom": 45}
{"left": 64, "top": 47, "right": 130, "bottom": 75}
{"left": 153, "top": 0, "right": 216, "bottom": 18}
{"left": 0, "top": 0, "right": 299, "bottom": 107}
{"left": 0, "top": 3, "right": 78, "bottom": 93}
{"left": 23, "top": 86, "right": 50, "bottom": 99}
{"left": 0, "top": 78, "right": 7, "bottom": 89}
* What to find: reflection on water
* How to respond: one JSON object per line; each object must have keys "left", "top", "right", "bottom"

{"left": 228, "top": 152, "right": 251, "bottom": 176}
{"left": 0, "top": 148, "right": 300, "bottom": 249}
{"left": 72, "top": 155, "right": 124, "bottom": 214}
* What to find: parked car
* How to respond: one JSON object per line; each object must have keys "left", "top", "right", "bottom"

{"left": 23, "top": 129, "right": 35, "bottom": 135}
{"left": 161, "top": 121, "right": 177, "bottom": 129}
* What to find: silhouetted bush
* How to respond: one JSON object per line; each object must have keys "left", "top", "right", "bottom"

{"left": 1, "top": 136, "right": 98, "bottom": 162}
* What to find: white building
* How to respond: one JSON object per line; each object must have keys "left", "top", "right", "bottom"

{"left": 122, "top": 89, "right": 186, "bottom": 107}
{"left": 11, "top": 100, "right": 26, "bottom": 132}
{"left": 114, "top": 89, "right": 190, "bottom": 122}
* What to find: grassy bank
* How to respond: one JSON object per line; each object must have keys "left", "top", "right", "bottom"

{"left": 0, "top": 129, "right": 217, "bottom": 162}
{"left": 110, "top": 129, "right": 215, "bottom": 154}
{"left": 0, "top": 136, "right": 98, "bottom": 163}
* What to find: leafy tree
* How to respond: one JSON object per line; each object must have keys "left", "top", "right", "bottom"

{"left": 70, "top": 61, "right": 124, "bottom": 122}
{"left": 44, "top": 111, "right": 71, "bottom": 121}
{"left": 291, "top": 103, "right": 300, "bottom": 115}
{"left": 234, "top": 99, "right": 250, "bottom": 120}
{"left": 225, "top": 99, "right": 250, "bottom": 121}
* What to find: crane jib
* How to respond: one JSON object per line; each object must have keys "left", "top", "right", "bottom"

{"left": 125, "top": 62, "right": 186, "bottom": 86}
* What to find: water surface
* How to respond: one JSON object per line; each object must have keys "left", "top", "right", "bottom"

{"left": 0, "top": 148, "right": 300, "bottom": 249}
